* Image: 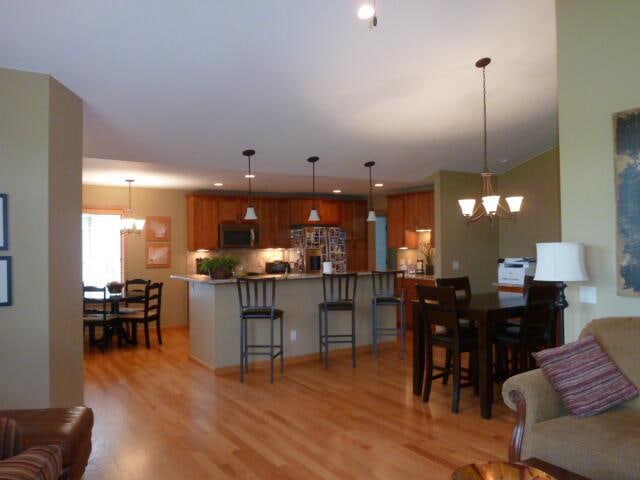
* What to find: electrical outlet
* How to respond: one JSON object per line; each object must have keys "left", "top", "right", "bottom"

{"left": 290, "top": 330, "right": 297, "bottom": 341}
{"left": 452, "top": 261, "right": 460, "bottom": 270}
{"left": 580, "top": 286, "right": 597, "bottom": 304}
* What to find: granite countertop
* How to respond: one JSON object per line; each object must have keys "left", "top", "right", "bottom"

{"left": 171, "top": 272, "right": 435, "bottom": 285}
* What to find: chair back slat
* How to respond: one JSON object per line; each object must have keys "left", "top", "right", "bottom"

{"left": 236, "top": 277, "right": 277, "bottom": 311}
{"left": 83, "top": 285, "right": 108, "bottom": 318}
{"left": 322, "top": 273, "right": 357, "bottom": 304}
{"left": 371, "top": 271, "right": 404, "bottom": 298}
{"left": 125, "top": 278, "right": 150, "bottom": 305}
{"left": 416, "top": 285, "right": 460, "bottom": 332}
{"left": 435, "top": 277, "right": 471, "bottom": 301}
{"left": 143, "top": 283, "right": 163, "bottom": 320}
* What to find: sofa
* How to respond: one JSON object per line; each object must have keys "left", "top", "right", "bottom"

{"left": 0, "top": 407, "right": 93, "bottom": 480}
{"left": 503, "top": 317, "right": 640, "bottom": 480}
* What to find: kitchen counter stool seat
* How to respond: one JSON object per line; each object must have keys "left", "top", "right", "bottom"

{"left": 371, "top": 271, "right": 407, "bottom": 359}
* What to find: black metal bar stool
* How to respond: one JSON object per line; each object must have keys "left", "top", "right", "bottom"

{"left": 371, "top": 270, "right": 406, "bottom": 359}
{"left": 318, "top": 273, "right": 358, "bottom": 368}
{"left": 237, "top": 277, "right": 284, "bottom": 383}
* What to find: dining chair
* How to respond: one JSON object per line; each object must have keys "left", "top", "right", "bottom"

{"left": 236, "top": 277, "right": 284, "bottom": 383}
{"left": 83, "top": 285, "right": 119, "bottom": 352}
{"left": 119, "top": 282, "right": 163, "bottom": 349}
{"left": 318, "top": 273, "right": 358, "bottom": 368}
{"left": 121, "top": 278, "right": 150, "bottom": 314}
{"left": 416, "top": 285, "right": 477, "bottom": 413}
{"left": 371, "top": 271, "right": 406, "bottom": 359}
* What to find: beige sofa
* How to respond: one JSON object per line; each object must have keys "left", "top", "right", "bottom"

{"left": 503, "top": 317, "right": 640, "bottom": 480}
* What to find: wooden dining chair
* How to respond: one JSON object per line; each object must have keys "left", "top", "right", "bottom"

{"left": 121, "top": 278, "right": 150, "bottom": 313}
{"left": 119, "top": 282, "right": 163, "bottom": 349}
{"left": 416, "top": 285, "right": 477, "bottom": 413}
{"left": 83, "top": 285, "right": 119, "bottom": 352}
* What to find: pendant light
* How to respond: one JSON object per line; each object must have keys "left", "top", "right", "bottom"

{"left": 357, "top": 0, "right": 378, "bottom": 27}
{"left": 364, "top": 161, "right": 377, "bottom": 222}
{"left": 307, "top": 156, "right": 321, "bottom": 222}
{"left": 243, "top": 149, "right": 258, "bottom": 221}
{"left": 120, "top": 179, "right": 145, "bottom": 235}
{"left": 458, "top": 57, "right": 524, "bottom": 223}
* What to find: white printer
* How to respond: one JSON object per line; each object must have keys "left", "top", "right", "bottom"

{"left": 498, "top": 257, "right": 536, "bottom": 285}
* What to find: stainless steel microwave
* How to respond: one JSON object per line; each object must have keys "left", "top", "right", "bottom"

{"left": 219, "top": 224, "right": 259, "bottom": 248}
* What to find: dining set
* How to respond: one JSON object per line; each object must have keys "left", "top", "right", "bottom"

{"left": 82, "top": 278, "right": 164, "bottom": 352}
{"left": 412, "top": 275, "right": 562, "bottom": 419}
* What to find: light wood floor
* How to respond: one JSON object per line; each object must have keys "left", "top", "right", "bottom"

{"left": 83, "top": 327, "right": 514, "bottom": 479}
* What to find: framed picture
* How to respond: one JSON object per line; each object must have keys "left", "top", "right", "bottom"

{"left": 0, "top": 194, "right": 8, "bottom": 250}
{"left": 146, "top": 216, "right": 172, "bottom": 241}
{"left": 614, "top": 107, "right": 640, "bottom": 296}
{"left": 146, "top": 243, "right": 171, "bottom": 268}
{"left": 0, "top": 256, "right": 12, "bottom": 307}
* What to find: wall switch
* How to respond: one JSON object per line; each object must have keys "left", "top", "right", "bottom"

{"left": 452, "top": 261, "right": 460, "bottom": 270}
{"left": 580, "top": 286, "right": 597, "bottom": 304}
{"left": 290, "top": 330, "right": 297, "bottom": 341}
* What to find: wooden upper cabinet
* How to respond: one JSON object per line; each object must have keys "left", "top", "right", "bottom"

{"left": 218, "top": 197, "right": 241, "bottom": 223}
{"left": 415, "top": 191, "right": 434, "bottom": 232}
{"left": 318, "top": 199, "right": 341, "bottom": 225}
{"left": 289, "top": 198, "right": 313, "bottom": 225}
{"left": 387, "top": 195, "right": 405, "bottom": 249}
{"left": 340, "top": 201, "right": 355, "bottom": 239}
{"left": 275, "top": 199, "right": 291, "bottom": 248}
{"left": 258, "top": 198, "right": 276, "bottom": 248}
{"left": 403, "top": 193, "right": 418, "bottom": 231}
{"left": 353, "top": 201, "right": 368, "bottom": 240}
{"left": 187, "top": 195, "right": 219, "bottom": 251}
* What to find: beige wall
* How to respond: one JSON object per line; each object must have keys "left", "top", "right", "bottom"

{"left": 0, "top": 68, "right": 84, "bottom": 408}
{"left": 499, "top": 148, "right": 561, "bottom": 258}
{"left": 83, "top": 185, "right": 190, "bottom": 327}
{"left": 557, "top": 0, "right": 640, "bottom": 340}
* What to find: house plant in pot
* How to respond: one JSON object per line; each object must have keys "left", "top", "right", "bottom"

{"left": 200, "top": 256, "right": 240, "bottom": 280}
{"left": 420, "top": 241, "right": 435, "bottom": 276}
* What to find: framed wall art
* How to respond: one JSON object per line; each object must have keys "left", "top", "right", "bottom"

{"left": 0, "top": 194, "right": 8, "bottom": 250}
{"left": 0, "top": 256, "right": 12, "bottom": 307}
{"left": 146, "top": 216, "right": 172, "bottom": 241}
{"left": 146, "top": 243, "right": 171, "bottom": 268}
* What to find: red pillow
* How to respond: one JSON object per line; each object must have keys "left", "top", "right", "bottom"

{"left": 532, "top": 334, "right": 638, "bottom": 417}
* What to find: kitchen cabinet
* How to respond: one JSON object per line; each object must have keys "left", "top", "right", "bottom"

{"left": 258, "top": 198, "right": 291, "bottom": 248}
{"left": 341, "top": 200, "right": 368, "bottom": 271}
{"left": 387, "top": 195, "right": 406, "bottom": 249}
{"left": 218, "top": 197, "right": 242, "bottom": 223}
{"left": 275, "top": 199, "right": 291, "bottom": 248}
{"left": 288, "top": 198, "right": 313, "bottom": 225}
{"left": 187, "top": 195, "right": 219, "bottom": 251}
{"left": 318, "top": 199, "right": 341, "bottom": 224}
{"left": 386, "top": 192, "right": 434, "bottom": 249}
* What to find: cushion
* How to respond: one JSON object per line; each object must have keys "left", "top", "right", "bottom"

{"left": 533, "top": 334, "right": 638, "bottom": 417}
{"left": 0, "top": 445, "right": 62, "bottom": 480}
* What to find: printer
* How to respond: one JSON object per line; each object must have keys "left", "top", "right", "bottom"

{"left": 498, "top": 257, "right": 536, "bottom": 285}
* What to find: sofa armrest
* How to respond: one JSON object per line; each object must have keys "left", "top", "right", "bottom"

{"left": 0, "top": 445, "right": 62, "bottom": 480}
{"left": 0, "top": 418, "right": 22, "bottom": 460}
{"left": 502, "top": 369, "right": 566, "bottom": 462}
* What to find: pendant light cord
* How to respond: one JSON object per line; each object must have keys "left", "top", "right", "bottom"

{"left": 312, "top": 161, "right": 316, "bottom": 209}
{"left": 247, "top": 155, "right": 252, "bottom": 205}
{"left": 369, "top": 165, "right": 373, "bottom": 208}
{"left": 482, "top": 65, "right": 488, "bottom": 173}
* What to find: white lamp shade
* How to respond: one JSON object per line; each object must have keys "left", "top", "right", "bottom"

{"left": 357, "top": 4, "right": 375, "bottom": 19}
{"left": 458, "top": 199, "right": 476, "bottom": 216}
{"left": 505, "top": 196, "right": 524, "bottom": 213}
{"left": 366, "top": 209, "right": 377, "bottom": 222}
{"left": 244, "top": 206, "right": 258, "bottom": 221}
{"left": 535, "top": 242, "right": 589, "bottom": 282}
{"left": 121, "top": 217, "right": 135, "bottom": 230}
{"left": 308, "top": 208, "right": 321, "bottom": 222}
{"left": 482, "top": 195, "right": 500, "bottom": 214}
{"left": 133, "top": 218, "right": 146, "bottom": 230}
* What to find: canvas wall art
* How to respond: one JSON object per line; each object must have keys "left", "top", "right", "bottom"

{"left": 0, "top": 194, "right": 8, "bottom": 250}
{"left": 0, "top": 256, "right": 12, "bottom": 306}
{"left": 146, "top": 243, "right": 171, "bottom": 268}
{"left": 614, "top": 107, "right": 640, "bottom": 296}
{"left": 146, "top": 216, "right": 172, "bottom": 241}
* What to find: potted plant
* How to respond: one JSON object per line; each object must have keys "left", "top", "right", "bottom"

{"left": 420, "top": 241, "right": 435, "bottom": 276}
{"left": 106, "top": 281, "right": 124, "bottom": 295}
{"left": 200, "top": 256, "right": 240, "bottom": 280}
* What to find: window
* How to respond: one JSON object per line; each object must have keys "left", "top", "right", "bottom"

{"left": 82, "top": 211, "right": 123, "bottom": 287}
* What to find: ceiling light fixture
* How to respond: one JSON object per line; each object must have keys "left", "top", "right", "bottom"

{"left": 332, "top": 189, "right": 342, "bottom": 194}
{"left": 357, "top": 1, "right": 378, "bottom": 26}
{"left": 120, "top": 179, "right": 145, "bottom": 235}
{"left": 242, "top": 149, "right": 258, "bottom": 221}
{"left": 458, "top": 57, "right": 523, "bottom": 223}
{"left": 364, "top": 161, "right": 377, "bottom": 222}
{"left": 374, "top": 183, "right": 384, "bottom": 187}
{"left": 307, "top": 156, "right": 321, "bottom": 222}
{"left": 214, "top": 182, "right": 223, "bottom": 187}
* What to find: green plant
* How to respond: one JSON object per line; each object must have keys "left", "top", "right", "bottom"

{"left": 200, "top": 256, "right": 240, "bottom": 273}
{"left": 420, "top": 241, "right": 435, "bottom": 266}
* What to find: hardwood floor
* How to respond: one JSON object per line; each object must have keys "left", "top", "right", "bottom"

{"left": 83, "top": 327, "right": 514, "bottom": 479}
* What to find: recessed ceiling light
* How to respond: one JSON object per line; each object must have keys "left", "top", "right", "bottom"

{"left": 244, "top": 174, "right": 256, "bottom": 179}
{"left": 214, "top": 182, "right": 223, "bottom": 187}
{"left": 500, "top": 158, "right": 510, "bottom": 163}
{"left": 333, "top": 189, "right": 342, "bottom": 193}
{"left": 374, "top": 183, "right": 384, "bottom": 187}
{"left": 357, "top": 4, "right": 375, "bottom": 19}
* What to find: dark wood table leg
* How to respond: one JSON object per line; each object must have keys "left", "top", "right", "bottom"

{"left": 477, "top": 312, "right": 494, "bottom": 419}
{"left": 412, "top": 304, "right": 425, "bottom": 395}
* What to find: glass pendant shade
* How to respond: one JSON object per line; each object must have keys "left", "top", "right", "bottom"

{"left": 134, "top": 218, "right": 146, "bottom": 230}
{"left": 120, "top": 180, "right": 145, "bottom": 235}
{"left": 458, "top": 199, "right": 476, "bottom": 217}
{"left": 121, "top": 217, "right": 135, "bottom": 231}
{"left": 367, "top": 209, "right": 377, "bottom": 222}
{"left": 505, "top": 196, "right": 524, "bottom": 213}
{"left": 482, "top": 195, "right": 500, "bottom": 215}
{"left": 308, "top": 208, "right": 320, "bottom": 222}
{"left": 244, "top": 206, "right": 257, "bottom": 221}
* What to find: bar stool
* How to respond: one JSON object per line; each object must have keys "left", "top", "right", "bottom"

{"left": 237, "top": 277, "right": 284, "bottom": 383}
{"left": 371, "top": 270, "right": 406, "bottom": 359}
{"left": 318, "top": 273, "right": 358, "bottom": 368}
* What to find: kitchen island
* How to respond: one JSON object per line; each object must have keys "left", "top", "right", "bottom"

{"left": 171, "top": 273, "right": 398, "bottom": 373}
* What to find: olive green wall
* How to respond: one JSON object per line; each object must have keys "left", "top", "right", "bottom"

{"left": 499, "top": 148, "right": 561, "bottom": 258}
{"left": 557, "top": 0, "right": 640, "bottom": 340}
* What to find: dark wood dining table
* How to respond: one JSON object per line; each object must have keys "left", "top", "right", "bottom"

{"left": 412, "top": 292, "right": 527, "bottom": 419}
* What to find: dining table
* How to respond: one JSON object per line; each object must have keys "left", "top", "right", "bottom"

{"left": 84, "top": 290, "right": 144, "bottom": 346}
{"left": 412, "top": 291, "right": 527, "bottom": 419}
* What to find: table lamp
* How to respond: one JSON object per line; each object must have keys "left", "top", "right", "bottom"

{"left": 534, "top": 242, "right": 589, "bottom": 343}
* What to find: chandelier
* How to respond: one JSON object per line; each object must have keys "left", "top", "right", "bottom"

{"left": 120, "top": 179, "right": 145, "bottom": 235}
{"left": 458, "top": 57, "right": 523, "bottom": 223}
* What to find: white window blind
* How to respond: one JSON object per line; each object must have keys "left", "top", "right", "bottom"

{"left": 82, "top": 213, "right": 123, "bottom": 287}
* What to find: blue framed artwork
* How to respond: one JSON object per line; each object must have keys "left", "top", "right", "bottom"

{"left": 0, "top": 194, "right": 7, "bottom": 250}
{"left": 0, "top": 256, "right": 12, "bottom": 307}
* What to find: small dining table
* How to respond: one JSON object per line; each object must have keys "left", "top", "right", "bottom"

{"left": 84, "top": 291, "right": 144, "bottom": 346}
{"left": 412, "top": 291, "right": 527, "bottom": 419}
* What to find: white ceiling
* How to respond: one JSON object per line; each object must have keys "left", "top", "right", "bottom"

{"left": 0, "top": 0, "right": 557, "bottom": 194}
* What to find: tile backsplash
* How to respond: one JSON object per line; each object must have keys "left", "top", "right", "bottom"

{"left": 187, "top": 248, "right": 301, "bottom": 275}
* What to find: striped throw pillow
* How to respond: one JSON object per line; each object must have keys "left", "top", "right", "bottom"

{"left": 533, "top": 334, "right": 638, "bottom": 417}
{"left": 0, "top": 445, "right": 62, "bottom": 480}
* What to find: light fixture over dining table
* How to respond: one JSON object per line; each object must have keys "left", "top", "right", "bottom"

{"left": 458, "top": 57, "right": 524, "bottom": 224}
{"left": 120, "top": 179, "right": 145, "bottom": 235}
